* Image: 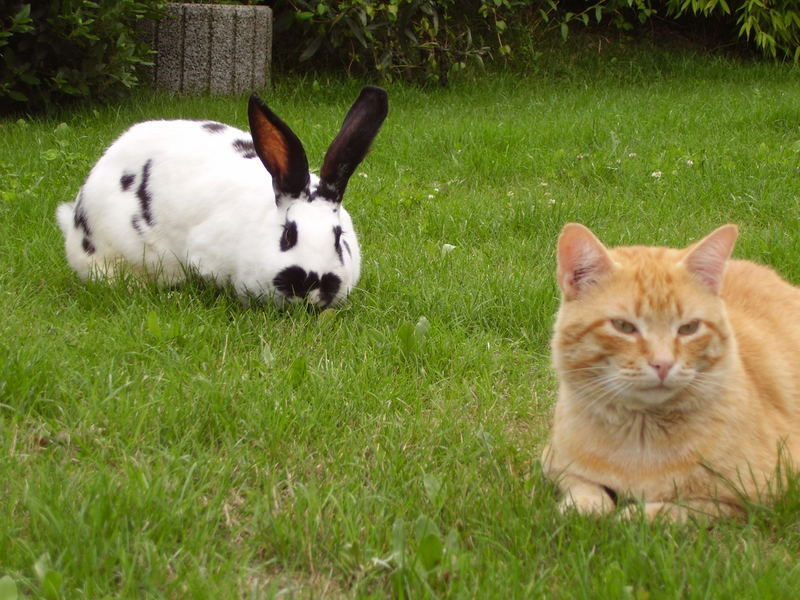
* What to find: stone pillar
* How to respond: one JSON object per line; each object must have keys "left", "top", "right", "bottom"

{"left": 139, "top": 3, "right": 272, "bottom": 94}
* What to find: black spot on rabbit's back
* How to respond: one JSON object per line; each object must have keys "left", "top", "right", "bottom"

{"left": 73, "top": 191, "right": 91, "bottom": 236}
{"left": 280, "top": 220, "right": 298, "bottom": 251}
{"left": 137, "top": 160, "right": 154, "bottom": 226}
{"left": 74, "top": 205, "right": 90, "bottom": 235}
{"left": 131, "top": 215, "right": 144, "bottom": 236}
{"left": 333, "top": 226, "right": 344, "bottom": 264}
{"left": 74, "top": 191, "right": 96, "bottom": 253}
{"left": 202, "top": 122, "right": 227, "bottom": 133}
{"left": 232, "top": 139, "right": 257, "bottom": 159}
{"left": 120, "top": 172, "right": 135, "bottom": 191}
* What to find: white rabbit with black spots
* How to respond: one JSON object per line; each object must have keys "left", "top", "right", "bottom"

{"left": 57, "top": 86, "right": 388, "bottom": 308}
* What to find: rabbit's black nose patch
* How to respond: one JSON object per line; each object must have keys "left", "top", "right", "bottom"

{"left": 273, "top": 266, "right": 341, "bottom": 306}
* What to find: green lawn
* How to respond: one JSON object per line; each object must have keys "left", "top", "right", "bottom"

{"left": 2, "top": 42, "right": 800, "bottom": 598}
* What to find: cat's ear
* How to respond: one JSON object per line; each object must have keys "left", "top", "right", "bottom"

{"left": 683, "top": 224, "right": 738, "bottom": 294}
{"left": 557, "top": 223, "right": 614, "bottom": 300}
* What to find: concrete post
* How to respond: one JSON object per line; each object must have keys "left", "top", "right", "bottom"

{"left": 139, "top": 3, "right": 272, "bottom": 94}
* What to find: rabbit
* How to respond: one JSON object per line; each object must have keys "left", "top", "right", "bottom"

{"left": 56, "top": 86, "right": 388, "bottom": 309}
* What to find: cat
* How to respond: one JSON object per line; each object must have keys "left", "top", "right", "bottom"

{"left": 541, "top": 223, "right": 800, "bottom": 521}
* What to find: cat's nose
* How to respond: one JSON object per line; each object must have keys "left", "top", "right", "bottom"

{"left": 649, "top": 360, "right": 674, "bottom": 382}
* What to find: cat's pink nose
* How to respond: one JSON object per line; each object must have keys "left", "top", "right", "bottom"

{"left": 649, "top": 360, "right": 674, "bottom": 382}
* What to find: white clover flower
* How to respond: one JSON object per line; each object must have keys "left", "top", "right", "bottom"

{"left": 651, "top": 171, "right": 662, "bottom": 178}
{"left": 686, "top": 159, "right": 694, "bottom": 166}
{"left": 359, "top": 172, "right": 369, "bottom": 178}
{"left": 628, "top": 152, "right": 637, "bottom": 158}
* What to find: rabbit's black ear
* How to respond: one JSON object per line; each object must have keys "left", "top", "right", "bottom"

{"left": 248, "top": 94, "right": 309, "bottom": 198}
{"left": 318, "top": 86, "right": 388, "bottom": 203}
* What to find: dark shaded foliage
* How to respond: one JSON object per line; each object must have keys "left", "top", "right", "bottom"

{"left": 0, "top": 1, "right": 164, "bottom": 113}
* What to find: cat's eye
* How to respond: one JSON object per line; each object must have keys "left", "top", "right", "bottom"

{"left": 611, "top": 319, "right": 637, "bottom": 334}
{"left": 678, "top": 320, "right": 701, "bottom": 335}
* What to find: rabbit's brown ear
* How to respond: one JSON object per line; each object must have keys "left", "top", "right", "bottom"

{"left": 318, "top": 86, "right": 388, "bottom": 203}
{"left": 248, "top": 94, "right": 309, "bottom": 198}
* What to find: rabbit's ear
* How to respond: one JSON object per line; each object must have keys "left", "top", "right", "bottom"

{"left": 318, "top": 86, "right": 388, "bottom": 203}
{"left": 248, "top": 94, "right": 310, "bottom": 197}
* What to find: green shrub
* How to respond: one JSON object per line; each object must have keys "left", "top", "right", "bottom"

{"left": 272, "top": 0, "right": 799, "bottom": 84}
{"left": 272, "top": 0, "right": 538, "bottom": 85}
{"left": 0, "top": 1, "right": 165, "bottom": 114}
{"left": 560, "top": 0, "right": 800, "bottom": 61}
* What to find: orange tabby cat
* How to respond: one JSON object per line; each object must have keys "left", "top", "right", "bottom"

{"left": 542, "top": 223, "right": 800, "bottom": 520}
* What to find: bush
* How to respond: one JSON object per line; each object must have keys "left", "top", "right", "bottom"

{"left": 560, "top": 0, "right": 800, "bottom": 61}
{"left": 272, "top": 0, "right": 539, "bottom": 85}
{"left": 0, "top": 1, "right": 165, "bottom": 114}
{"left": 272, "top": 0, "right": 799, "bottom": 84}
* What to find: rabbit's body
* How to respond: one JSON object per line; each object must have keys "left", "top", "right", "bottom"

{"left": 57, "top": 88, "right": 386, "bottom": 308}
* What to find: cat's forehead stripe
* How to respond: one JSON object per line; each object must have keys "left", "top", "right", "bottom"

{"left": 701, "top": 320, "right": 728, "bottom": 342}
{"left": 561, "top": 318, "right": 607, "bottom": 345}
{"left": 633, "top": 297, "right": 642, "bottom": 318}
{"left": 617, "top": 262, "right": 685, "bottom": 315}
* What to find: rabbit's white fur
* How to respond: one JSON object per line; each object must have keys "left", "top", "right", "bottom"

{"left": 57, "top": 87, "right": 387, "bottom": 308}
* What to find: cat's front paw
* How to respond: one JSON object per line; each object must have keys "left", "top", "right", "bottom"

{"left": 559, "top": 487, "right": 615, "bottom": 515}
{"left": 620, "top": 499, "right": 741, "bottom": 523}
{"left": 618, "top": 501, "right": 671, "bottom": 521}
{"left": 618, "top": 501, "right": 698, "bottom": 522}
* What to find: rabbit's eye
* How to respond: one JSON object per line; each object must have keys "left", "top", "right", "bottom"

{"left": 280, "top": 220, "right": 298, "bottom": 251}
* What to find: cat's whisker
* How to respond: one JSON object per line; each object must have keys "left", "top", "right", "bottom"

{"left": 684, "top": 374, "right": 736, "bottom": 398}
{"left": 561, "top": 365, "right": 608, "bottom": 375}
{"left": 569, "top": 378, "right": 619, "bottom": 405}
{"left": 570, "top": 379, "right": 632, "bottom": 419}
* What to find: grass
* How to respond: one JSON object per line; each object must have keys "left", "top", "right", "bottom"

{"left": 2, "top": 39, "right": 800, "bottom": 598}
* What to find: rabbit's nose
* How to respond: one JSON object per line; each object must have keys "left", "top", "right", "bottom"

{"left": 273, "top": 266, "right": 341, "bottom": 308}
